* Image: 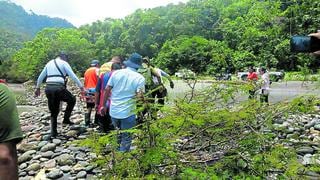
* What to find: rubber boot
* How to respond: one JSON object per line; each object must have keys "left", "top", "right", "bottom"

{"left": 50, "top": 117, "right": 58, "bottom": 138}
{"left": 85, "top": 112, "right": 91, "bottom": 126}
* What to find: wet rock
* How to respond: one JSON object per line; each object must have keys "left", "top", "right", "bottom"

{"left": 46, "top": 168, "right": 63, "bottom": 179}
{"left": 40, "top": 143, "right": 56, "bottom": 152}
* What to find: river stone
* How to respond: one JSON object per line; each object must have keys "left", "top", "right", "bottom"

{"left": 44, "top": 159, "right": 56, "bottom": 169}
{"left": 40, "top": 143, "right": 56, "bottom": 152}
{"left": 19, "top": 162, "right": 28, "bottom": 169}
{"left": 85, "top": 165, "right": 94, "bottom": 172}
{"left": 46, "top": 168, "right": 63, "bottom": 179}
{"left": 55, "top": 154, "right": 75, "bottom": 166}
{"left": 60, "top": 165, "right": 71, "bottom": 173}
{"left": 273, "top": 119, "right": 284, "bottom": 124}
{"left": 38, "top": 141, "right": 48, "bottom": 148}
{"left": 297, "top": 146, "right": 314, "bottom": 155}
{"left": 73, "top": 163, "right": 85, "bottom": 171}
{"left": 68, "top": 146, "right": 81, "bottom": 151}
{"left": 19, "top": 176, "right": 33, "bottom": 180}
{"left": 75, "top": 152, "right": 87, "bottom": 161}
{"left": 17, "top": 143, "right": 38, "bottom": 153}
{"left": 42, "top": 135, "right": 51, "bottom": 141}
{"left": 302, "top": 154, "right": 313, "bottom": 165}
{"left": 42, "top": 151, "right": 54, "bottom": 158}
{"left": 66, "top": 130, "right": 78, "bottom": 137}
{"left": 32, "top": 154, "right": 42, "bottom": 160}
{"left": 19, "top": 171, "right": 27, "bottom": 177}
{"left": 286, "top": 127, "right": 295, "bottom": 134}
{"left": 26, "top": 163, "right": 41, "bottom": 172}
{"left": 76, "top": 171, "right": 87, "bottom": 178}
{"left": 18, "top": 150, "right": 36, "bottom": 163}
{"left": 52, "top": 139, "right": 62, "bottom": 145}
{"left": 314, "top": 124, "right": 320, "bottom": 131}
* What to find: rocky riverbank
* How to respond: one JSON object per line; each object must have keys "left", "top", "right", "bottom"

{"left": 17, "top": 81, "right": 103, "bottom": 179}
{"left": 14, "top": 81, "right": 320, "bottom": 179}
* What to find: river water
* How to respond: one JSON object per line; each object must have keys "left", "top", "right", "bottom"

{"left": 7, "top": 80, "right": 320, "bottom": 114}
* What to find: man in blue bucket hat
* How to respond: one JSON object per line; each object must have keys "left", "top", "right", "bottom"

{"left": 101, "top": 53, "right": 145, "bottom": 152}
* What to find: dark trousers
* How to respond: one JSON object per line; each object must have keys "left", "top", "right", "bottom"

{"left": 96, "top": 113, "right": 113, "bottom": 133}
{"left": 248, "top": 90, "right": 256, "bottom": 99}
{"left": 151, "top": 87, "right": 167, "bottom": 106}
{"left": 45, "top": 85, "right": 76, "bottom": 136}
{"left": 260, "top": 89, "right": 269, "bottom": 104}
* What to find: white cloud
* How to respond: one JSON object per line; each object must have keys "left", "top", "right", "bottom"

{"left": 10, "top": 0, "right": 188, "bottom": 27}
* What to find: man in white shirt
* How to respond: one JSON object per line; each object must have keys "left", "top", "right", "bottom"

{"left": 35, "top": 52, "right": 85, "bottom": 138}
{"left": 101, "top": 53, "right": 145, "bottom": 152}
{"left": 259, "top": 67, "right": 270, "bottom": 104}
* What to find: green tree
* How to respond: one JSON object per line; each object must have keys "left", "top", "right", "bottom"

{"left": 12, "top": 28, "right": 94, "bottom": 81}
{"left": 155, "top": 36, "right": 231, "bottom": 74}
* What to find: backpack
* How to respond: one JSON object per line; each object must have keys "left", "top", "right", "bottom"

{"left": 138, "top": 67, "right": 159, "bottom": 92}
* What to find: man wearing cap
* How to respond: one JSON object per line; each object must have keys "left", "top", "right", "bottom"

{"left": 84, "top": 59, "right": 100, "bottom": 126}
{"left": 35, "top": 52, "right": 85, "bottom": 138}
{"left": 101, "top": 53, "right": 145, "bottom": 152}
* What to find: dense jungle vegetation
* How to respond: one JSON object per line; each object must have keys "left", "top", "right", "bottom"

{"left": 1, "top": 0, "right": 319, "bottom": 81}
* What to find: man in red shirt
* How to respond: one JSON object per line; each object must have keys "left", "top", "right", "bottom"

{"left": 84, "top": 60, "right": 100, "bottom": 126}
{"left": 247, "top": 66, "right": 258, "bottom": 99}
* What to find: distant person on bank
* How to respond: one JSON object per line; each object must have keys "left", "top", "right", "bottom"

{"left": 84, "top": 59, "right": 100, "bottom": 127}
{"left": 259, "top": 67, "right": 270, "bottom": 104}
{"left": 247, "top": 66, "right": 258, "bottom": 99}
{"left": 101, "top": 53, "right": 145, "bottom": 152}
{"left": 35, "top": 52, "right": 85, "bottom": 138}
{"left": 0, "top": 81, "right": 23, "bottom": 180}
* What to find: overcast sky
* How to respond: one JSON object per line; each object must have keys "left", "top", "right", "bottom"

{"left": 10, "top": 0, "right": 188, "bottom": 27}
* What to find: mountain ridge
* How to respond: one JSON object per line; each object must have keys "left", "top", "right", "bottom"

{"left": 0, "top": 0, "right": 74, "bottom": 38}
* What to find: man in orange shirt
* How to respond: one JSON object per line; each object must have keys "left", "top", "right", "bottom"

{"left": 84, "top": 59, "right": 100, "bottom": 126}
{"left": 247, "top": 66, "right": 258, "bottom": 99}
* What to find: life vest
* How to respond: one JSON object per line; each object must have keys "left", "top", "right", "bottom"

{"left": 138, "top": 67, "right": 160, "bottom": 92}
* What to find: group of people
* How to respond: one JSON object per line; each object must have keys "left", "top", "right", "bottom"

{"left": 247, "top": 66, "right": 270, "bottom": 103}
{"left": 35, "top": 52, "right": 174, "bottom": 152}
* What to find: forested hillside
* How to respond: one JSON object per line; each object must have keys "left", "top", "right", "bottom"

{"left": 0, "top": 0, "right": 74, "bottom": 37}
{"left": 9, "top": 0, "right": 320, "bottom": 81}
{"left": 0, "top": 0, "right": 74, "bottom": 81}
